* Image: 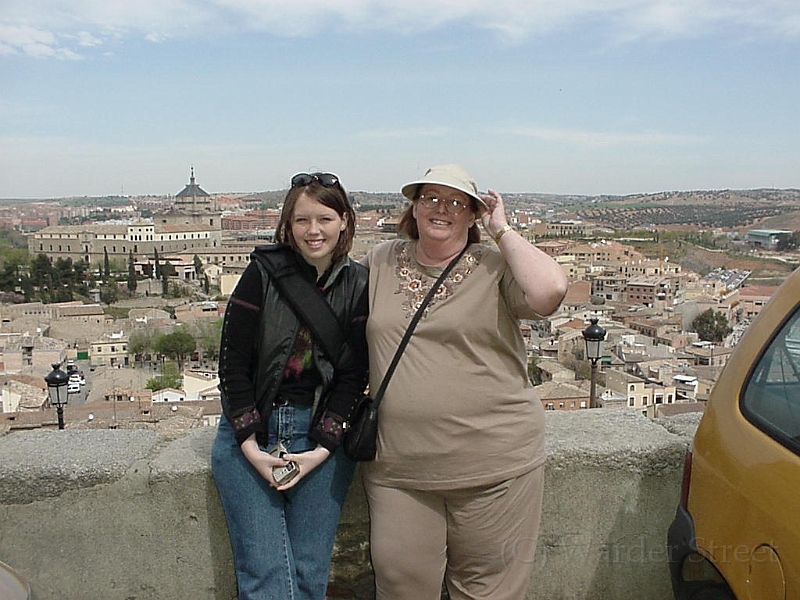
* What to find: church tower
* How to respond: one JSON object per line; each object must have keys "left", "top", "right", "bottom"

{"left": 176, "top": 166, "right": 212, "bottom": 212}
{"left": 161, "top": 167, "right": 221, "bottom": 228}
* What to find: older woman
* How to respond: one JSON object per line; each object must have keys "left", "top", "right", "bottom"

{"left": 361, "top": 165, "right": 568, "bottom": 600}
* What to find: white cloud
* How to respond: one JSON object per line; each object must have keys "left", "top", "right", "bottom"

{"left": 74, "top": 30, "right": 104, "bottom": 47}
{"left": 1, "top": 0, "right": 798, "bottom": 58}
{"left": 493, "top": 126, "right": 708, "bottom": 147}
{"left": 0, "top": 21, "right": 90, "bottom": 58}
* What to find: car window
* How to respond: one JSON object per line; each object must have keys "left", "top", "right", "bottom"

{"left": 741, "top": 306, "right": 800, "bottom": 454}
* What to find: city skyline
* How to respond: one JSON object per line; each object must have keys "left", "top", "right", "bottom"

{"left": 1, "top": 0, "right": 799, "bottom": 199}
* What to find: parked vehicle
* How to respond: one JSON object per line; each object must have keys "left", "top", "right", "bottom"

{"left": 668, "top": 266, "right": 800, "bottom": 599}
{"left": 0, "top": 560, "right": 36, "bottom": 599}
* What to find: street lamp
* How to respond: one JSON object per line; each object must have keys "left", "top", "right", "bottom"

{"left": 582, "top": 318, "right": 607, "bottom": 409}
{"left": 45, "top": 362, "right": 69, "bottom": 429}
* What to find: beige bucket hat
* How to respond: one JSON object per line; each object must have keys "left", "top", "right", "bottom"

{"left": 401, "top": 164, "right": 487, "bottom": 209}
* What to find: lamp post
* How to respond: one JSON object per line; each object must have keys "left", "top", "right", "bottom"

{"left": 582, "top": 318, "right": 607, "bottom": 409}
{"left": 45, "top": 362, "right": 70, "bottom": 429}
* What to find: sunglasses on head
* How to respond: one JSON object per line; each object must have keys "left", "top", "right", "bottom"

{"left": 290, "top": 172, "right": 340, "bottom": 188}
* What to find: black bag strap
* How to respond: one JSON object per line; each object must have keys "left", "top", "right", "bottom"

{"left": 371, "top": 244, "right": 469, "bottom": 407}
{"left": 254, "top": 250, "right": 346, "bottom": 367}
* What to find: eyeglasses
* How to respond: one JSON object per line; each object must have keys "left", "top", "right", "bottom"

{"left": 291, "top": 172, "right": 340, "bottom": 188}
{"left": 417, "top": 194, "right": 472, "bottom": 215}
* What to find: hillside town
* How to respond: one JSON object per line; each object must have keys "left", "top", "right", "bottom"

{"left": 1, "top": 169, "right": 798, "bottom": 434}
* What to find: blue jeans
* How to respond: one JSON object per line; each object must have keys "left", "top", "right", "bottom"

{"left": 212, "top": 405, "right": 356, "bottom": 600}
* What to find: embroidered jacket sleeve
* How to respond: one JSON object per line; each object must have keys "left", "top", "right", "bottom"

{"left": 218, "top": 262, "right": 265, "bottom": 445}
{"left": 309, "top": 274, "right": 370, "bottom": 452}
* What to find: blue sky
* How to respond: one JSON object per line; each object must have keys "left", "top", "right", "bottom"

{"left": 1, "top": 0, "right": 798, "bottom": 199}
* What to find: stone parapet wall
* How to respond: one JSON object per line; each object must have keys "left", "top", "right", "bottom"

{"left": 0, "top": 410, "right": 700, "bottom": 600}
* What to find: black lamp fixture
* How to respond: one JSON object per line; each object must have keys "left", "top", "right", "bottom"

{"left": 44, "top": 362, "right": 70, "bottom": 430}
{"left": 582, "top": 318, "right": 607, "bottom": 409}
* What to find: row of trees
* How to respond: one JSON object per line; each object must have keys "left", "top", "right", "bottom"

{"left": 576, "top": 203, "right": 790, "bottom": 230}
{"left": 0, "top": 225, "right": 212, "bottom": 305}
{"left": 0, "top": 254, "right": 93, "bottom": 303}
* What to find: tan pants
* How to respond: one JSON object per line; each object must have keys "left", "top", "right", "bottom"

{"left": 365, "top": 465, "right": 544, "bottom": 600}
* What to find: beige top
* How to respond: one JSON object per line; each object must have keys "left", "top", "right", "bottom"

{"left": 362, "top": 240, "right": 546, "bottom": 490}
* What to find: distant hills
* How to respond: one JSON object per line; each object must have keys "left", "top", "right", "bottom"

{"left": 3, "top": 187, "right": 798, "bottom": 231}
{"left": 570, "top": 189, "right": 800, "bottom": 231}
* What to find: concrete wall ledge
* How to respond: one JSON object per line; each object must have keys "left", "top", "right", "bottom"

{"left": 0, "top": 410, "right": 701, "bottom": 600}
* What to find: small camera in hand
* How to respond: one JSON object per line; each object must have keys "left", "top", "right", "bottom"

{"left": 268, "top": 442, "right": 299, "bottom": 485}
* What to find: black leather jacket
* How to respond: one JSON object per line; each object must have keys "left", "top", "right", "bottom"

{"left": 218, "top": 244, "right": 369, "bottom": 451}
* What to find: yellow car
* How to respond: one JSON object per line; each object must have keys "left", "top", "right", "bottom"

{"left": 668, "top": 265, "right": 800, "bottom": 600}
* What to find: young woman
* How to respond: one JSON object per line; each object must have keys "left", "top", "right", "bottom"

{"left": 212, "top": 172, "right": 368, "bottom": 600}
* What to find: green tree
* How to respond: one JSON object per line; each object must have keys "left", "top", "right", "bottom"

{"left": 692, "top": 308, "right": 732, "bottom": 343}
{"left": 19, "top": 273, "right": 34, "bottom": 301}
{"left": 127, "top": 250, "right": 137, "bottom": 293}
{"left": 128, "top": 330, "right": 154, "bottom": 362}
{"left": 50, "top": 256, "right": 75, "bottom": 302}
{"left": 193, "top": 254, "right": 203, "bottom": 277}
{"left": 73, "top": 258, "right": 88, "bottom": 282}
{"left": 192, "top": 318, "right": 223, "bottom": 361}
{"left": 154, "top": 330, "right": 196, "bottom": 371}
{"left": 0, "top": 228, "right": 28, "bottom": 250}
{"left": 53, "top": 256, "right": 74, "bottom": 281}
{"left": 0, "top": 249, "right": 27, "bottom": 273}
{"left": 0, "top": 263, "right": 18, "bottom": 292}
{"left": 29, "top": 253, "right": 52, "bottom": 288}
{"left": 103, "top": 248, "right": 110, "bottom": 278}
{"left": 99, "top": 284, "right": 118, "bottom": 304}
{"left": 145, "top": 362, "right": 182, "bottom": 391}
{"left": 161, "top": 259, "right": 176, "bottom": 277}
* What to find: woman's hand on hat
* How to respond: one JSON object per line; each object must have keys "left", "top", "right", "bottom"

{"left": 275, "top": 445, "right": 331, "bottom": 490}
{"left": 479, "top": 189, "right": 509, "bottom": 238}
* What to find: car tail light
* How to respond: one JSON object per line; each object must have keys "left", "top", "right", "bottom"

{"left": 679, "top": 447, "right": 693, "bottom": 508}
